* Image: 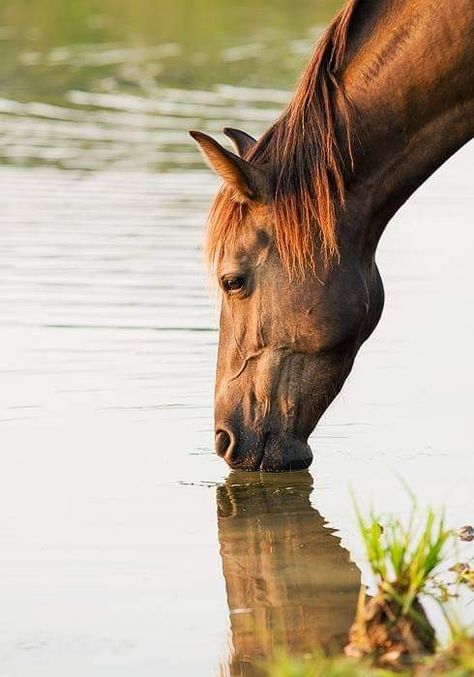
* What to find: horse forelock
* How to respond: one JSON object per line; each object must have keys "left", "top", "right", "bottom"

{"left": 205, "top": 0, "right": 359, "bottom": 280}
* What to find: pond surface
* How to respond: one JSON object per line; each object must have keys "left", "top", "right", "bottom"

{"left": 0, "top": 1, "right": 472, "bottom": 675}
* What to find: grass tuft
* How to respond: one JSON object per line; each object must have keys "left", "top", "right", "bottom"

{"left": 354, "top": 495, "right": 452, "bottom": 613}
{"left": 260, "top": 649, "right": 399, "bottom": 677}
{"left": 346, "top": 492, "right": 459, "bottom": 666}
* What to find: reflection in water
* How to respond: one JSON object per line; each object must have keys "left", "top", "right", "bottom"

{"left": 217, "top": 471, "right": 360, "bottom": 675}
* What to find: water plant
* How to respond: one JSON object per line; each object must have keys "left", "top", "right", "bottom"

{"left": 345, "top": 493, "right": 454, "bottom": 668}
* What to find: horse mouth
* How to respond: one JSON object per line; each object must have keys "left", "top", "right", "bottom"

{"left": 222, "top": 431, "right": 312, "bottom": 473}
{"left": 258, "top": 442, "right": 313, "bottom": 472}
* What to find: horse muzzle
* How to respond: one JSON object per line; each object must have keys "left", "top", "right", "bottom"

{"left": 214, "top": 424, "right": 313, "bottom": 472}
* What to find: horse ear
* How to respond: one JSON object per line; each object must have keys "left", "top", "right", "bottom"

{"left": 222, "top": 127, "right": 256, "bottom": 157}
{"left": 189, "top": 130, "right": 268, "bottom": 203}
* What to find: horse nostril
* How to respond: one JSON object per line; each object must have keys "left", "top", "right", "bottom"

{"left": 215, "top": 429, "right": 232, "bottom": 457}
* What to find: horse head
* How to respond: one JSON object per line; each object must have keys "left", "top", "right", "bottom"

{"left": 190, "top": 125, "right": 383, "bottom": 471}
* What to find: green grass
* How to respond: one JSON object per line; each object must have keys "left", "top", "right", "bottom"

{"left": 260, "top": 649, "right": 399, "bottom": 677}
{"left": 259, "top": 640, "right": 474, "bottom": 676}
{"left": 354, "top": 492, "right": 452, "bottom": 616}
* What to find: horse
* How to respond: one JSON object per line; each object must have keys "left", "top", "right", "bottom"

{"left": 190, "top": 0, "right": 474, "bottom": 471}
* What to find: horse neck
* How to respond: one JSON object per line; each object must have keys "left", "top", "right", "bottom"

{"left": 341, "top": 0, "right": 474, "bottom": 249}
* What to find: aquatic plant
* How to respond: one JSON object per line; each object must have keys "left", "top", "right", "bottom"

{"left": 345, "top": 494, "right": 454, "bottom": 668}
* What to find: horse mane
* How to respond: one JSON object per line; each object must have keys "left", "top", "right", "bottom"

{"left": 206, "top": 0, "right": 359, "bottom": 278}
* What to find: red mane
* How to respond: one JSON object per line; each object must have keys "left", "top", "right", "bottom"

{"left": 206, "top": 0, "right": 359, "bottom": 278}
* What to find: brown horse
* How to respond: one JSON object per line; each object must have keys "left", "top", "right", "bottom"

{"left": 190, "top": 0, "right": 474, "bottom": 471}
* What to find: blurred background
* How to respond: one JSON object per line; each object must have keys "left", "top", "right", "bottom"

{"left": 0, "top": 1, "right": 472, "bottom": 676}
{"left": 0, "top": 0, "right": 344, "bottom": 171}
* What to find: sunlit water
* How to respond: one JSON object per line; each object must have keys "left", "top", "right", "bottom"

{"left": 0, "top": 1, "right": 472, "bottom": 675}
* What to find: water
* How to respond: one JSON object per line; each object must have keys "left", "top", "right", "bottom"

{"left": 0, "top": 1, "right": 472, "bottom": 675}
{"left": 218, "top": 472, "right": 360, "bottom": 674}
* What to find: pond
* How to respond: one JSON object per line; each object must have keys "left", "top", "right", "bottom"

{"left": 0, "top": 1, "right": 472, "bottom": 674}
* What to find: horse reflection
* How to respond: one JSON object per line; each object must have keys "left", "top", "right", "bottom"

{"left": 217, "top": 471, "right": 360, "bottom": 676}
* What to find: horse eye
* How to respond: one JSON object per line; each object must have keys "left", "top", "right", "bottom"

{"left": 222, "top": 276, "right": 245, "bottom": 294}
